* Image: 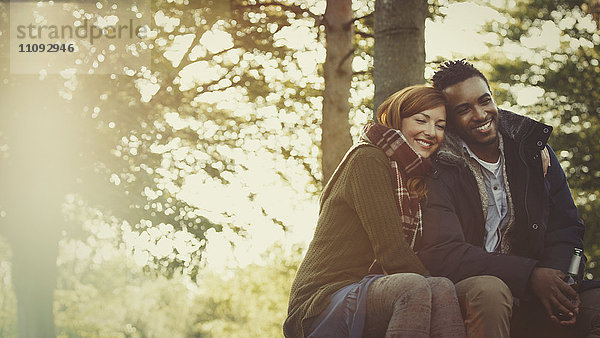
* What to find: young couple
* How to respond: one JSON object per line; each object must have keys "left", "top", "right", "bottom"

{"left": 284, "top": 60, "right": 600, "bottom": 338}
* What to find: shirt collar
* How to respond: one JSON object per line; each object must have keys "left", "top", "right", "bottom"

{"left": 461, "top": 134, "right": 505, "bottom": 175}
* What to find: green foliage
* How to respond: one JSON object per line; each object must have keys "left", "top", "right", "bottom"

{"left": 0, "top": 0, "right": 358, "bottom": 333}
{"left": 428, "top": 0, "right": 455, "bottom": 18}
{"left": 0, "top": 233, "right": 304, "bottom": 337}
{"left": 53, "top": 241, "right": 198, "bottom": 338}
{"left": 192, "top": 245, "right": 303, "bottom": 337}
{"left": 0, "top": 0, "right": 328, "bottom": 277}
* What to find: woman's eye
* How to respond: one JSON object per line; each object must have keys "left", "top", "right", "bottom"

{"left": 416, "top": 119, "right": 426, "bottom": 123}
{"left": 436, "top": 124, "right": 446, "bottom": 130}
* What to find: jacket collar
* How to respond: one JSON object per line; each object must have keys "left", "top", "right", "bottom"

{"left": 435, "top": 109, "right": 551, "bottom": 165}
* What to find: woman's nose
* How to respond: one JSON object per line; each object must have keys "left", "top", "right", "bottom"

{"left": 423, "top": 122, "right": 435, "bottom": 136}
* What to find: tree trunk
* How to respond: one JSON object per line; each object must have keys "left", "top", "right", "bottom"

{"left": 0, "top": 78, "right": 68, "bottom": 338}
{"left": 10, "top": 223, "right": 59, "bottom": 338}
{"left": 3, "top": 170, "right": 60, "bottom": 338}
{"left": 321, "top": 0, "right": 354, "bottom": 184}
{"left": 373, "top": 0, "right": 427, "bottom": 116}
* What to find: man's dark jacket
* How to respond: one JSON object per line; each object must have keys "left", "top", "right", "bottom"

{"left": 416, "top": 109, "right": 587, "bottom": 299}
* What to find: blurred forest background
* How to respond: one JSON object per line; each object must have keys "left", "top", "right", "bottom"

{"left": 0, "top": 0, "right": 599, "bottom": 337}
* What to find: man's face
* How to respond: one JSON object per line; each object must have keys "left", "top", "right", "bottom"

{"left": 442, "top": 76, "right": 499, "bottom": 147}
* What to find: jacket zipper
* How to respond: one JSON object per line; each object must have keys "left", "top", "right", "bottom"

{"left": 518, "top": 127, "right": 536, "bottom": 226}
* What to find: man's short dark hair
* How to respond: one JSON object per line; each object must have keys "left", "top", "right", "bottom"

{"left": 432, "top": 59, "right": 489, "bottom": 91}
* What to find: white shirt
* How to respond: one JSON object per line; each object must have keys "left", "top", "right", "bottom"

{"left": 463, "top": 141, "right": 508, "bottom": 252}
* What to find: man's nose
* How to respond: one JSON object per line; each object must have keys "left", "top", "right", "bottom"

{"left": 473, "top": 105, "right": 486, "bottom": 120}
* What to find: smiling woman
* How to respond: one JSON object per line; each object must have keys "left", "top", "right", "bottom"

{"left": 376, "top": 85, "right": 447, "bottom": 199}
{"left": 378, "top": 86, "right": 447, "bottom": 159}
{"left": 400, "top": 106, "right": 446, "bottom": 158}
{"left": 284, "top": 85, "right": 465, "bottom": 338}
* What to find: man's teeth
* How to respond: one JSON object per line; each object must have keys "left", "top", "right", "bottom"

{"left": 476, "top": 121, "right": 492, "bottom": 131}
{"left": 416, "top": 140, "right": 432, "bottom": 147}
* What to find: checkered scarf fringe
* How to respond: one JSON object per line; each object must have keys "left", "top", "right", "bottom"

{"left": 359, "top": 121, "right": 433, "bottom": 249}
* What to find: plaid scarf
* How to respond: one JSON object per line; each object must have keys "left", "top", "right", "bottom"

{"left": 359, "top": 121, "right": 433, "bottom": 249}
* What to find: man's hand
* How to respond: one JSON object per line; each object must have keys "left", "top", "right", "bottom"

{"left": 555, "top": 296, "right": 580, "bottom": 326}
{"left": 530, "top": 267, "right": 580, "bottom": 326}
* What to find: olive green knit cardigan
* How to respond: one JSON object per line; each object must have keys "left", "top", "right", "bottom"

{"left": 283, "top": 144, "right": 429, "bottom": 337}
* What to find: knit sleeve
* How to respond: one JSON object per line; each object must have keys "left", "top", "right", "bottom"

{"left": 345, "top": 147, "right": 428, "bottom": 275}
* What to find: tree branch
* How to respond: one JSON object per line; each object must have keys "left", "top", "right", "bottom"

{"left": 235, "top": 1, "right": 321, "bottom": 22}
{"left": 194, "top": 76, "right": 243, "bottom": 95}
{"left": 355, "top": 30, "right": 373, "bottom": 38}
{"left": 353, "top": 70, "right": 371, "bottom": 77}
{"left": 178, "top": 45, "right": 236, "bottom": 74}
{"left": 344, "top": 11, "right": 373, "bottom": 28}
{"left": 339, "top": 48, "right": 355, "bottom": 71}
{"left": 176, "top": 31, "right": 202, "bottom": 70}
{"left": 279, "top": 146, "right": 319, "bottom": 189}
{"left": 154, "top": 44, "right": 239, "bottom": 107}
{"left": 212, "top": 46, "right": 236, "bottom": 57}
{"left": 354, "top": 12, "right": 373, "bottom": 23}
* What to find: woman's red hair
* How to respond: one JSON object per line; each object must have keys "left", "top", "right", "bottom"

{"left": 377, "top": 85, "right": 447, "bottom": 130}
{"left": 376, "top": 85, "right": 447, "bottom": 200}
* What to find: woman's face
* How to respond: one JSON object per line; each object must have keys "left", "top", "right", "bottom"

{"left": 400, "top": 105, "right": 446, "bottom": 158}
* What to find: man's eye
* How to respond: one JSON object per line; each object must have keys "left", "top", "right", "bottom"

{"left": 436, "top": 124, "right": 446, "bottom": 130}
{"left": 416, "top": 119, "right": 426, "bottom": 123}
{"left": 481, "top": 98, "right": 492, "bottom": 104}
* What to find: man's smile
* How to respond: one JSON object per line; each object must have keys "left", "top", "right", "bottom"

{"left": 473, "top": 119, "right": 493, "bottom": 133}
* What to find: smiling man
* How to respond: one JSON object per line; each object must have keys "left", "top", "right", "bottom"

{"left": 416, "top": 60, "right": 600, "bottom": 337}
